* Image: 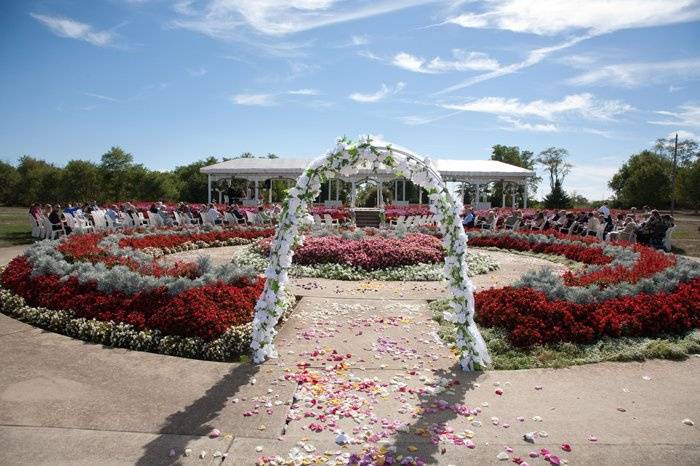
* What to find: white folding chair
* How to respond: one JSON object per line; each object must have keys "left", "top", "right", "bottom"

{"left": 663, "top": 225, "right": 676, "bottom": 251}
{"left": 245, "top": 211, "right": 258, "bottom": 225}
{"left": 41, "top": 216, "right": 65, "bottom": 239}
{"left": 390, "top": 215, "right": 405, "bottom": 227}
{"left": 323, "top": 214, "right": 339, "bottom": 226}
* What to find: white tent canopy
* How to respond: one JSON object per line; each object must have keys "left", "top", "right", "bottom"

{"left": 200, "top": 147, "right": 534, "bottom": 208}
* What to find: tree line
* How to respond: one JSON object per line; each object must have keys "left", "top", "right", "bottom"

{"left": 608, "top": 136, "right": 700, "bottom": 211}
{"left": 0, "top": 147, "right": 277, "bottom": 206}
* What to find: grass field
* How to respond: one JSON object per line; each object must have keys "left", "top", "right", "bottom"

{"left": 0, "top": 207, "right": 34, "bottom": 247}
{"left": 0, "top": 206, "right": 698, "bottom": 255}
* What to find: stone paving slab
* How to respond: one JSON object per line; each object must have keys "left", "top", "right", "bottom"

{"left": 226, "top": 436, "right": 700, "bottom": 466}
{"left": 0, "top": 328, "right": 295, "bottom": 440}
{"left": 271, "top": 297, "right": 452, "bottom": 370}
{"left": 0, "top": 425, "right": 233, "bottom": 466}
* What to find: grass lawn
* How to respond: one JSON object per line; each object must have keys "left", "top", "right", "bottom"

{"left": 0, "top": 207, "right": 34, "bottom": 247}
{"left": 664, "top": 210, "right": 700, "bottom": 257}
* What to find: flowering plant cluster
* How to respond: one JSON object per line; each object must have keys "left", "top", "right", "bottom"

{"left": 236, "top": 243, "right": 498, "bottom": 281}
{"left": 0, "top": 226, "right": 294, "bottom": 361}
{"left": 251, "top": 136, "right": 490, "bottom": 370}
{"left": 255, "top": 233, "right": 443, "bottom": 270}
{"left": 467, "top": 230, "right": 700, "bottom": 347}
{"left": 383, "top": 204, "right": 431, "bottom": 221}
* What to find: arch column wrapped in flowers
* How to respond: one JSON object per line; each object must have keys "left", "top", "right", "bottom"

{"left": 251, "top": 136, "right": 491, "bottom": 371}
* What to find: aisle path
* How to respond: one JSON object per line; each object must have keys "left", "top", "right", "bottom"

{"left": 0, "top": 245, "right": 698, "bottom": 465}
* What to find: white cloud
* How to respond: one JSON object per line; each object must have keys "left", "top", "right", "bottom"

{"left": 31, "top": 13, "right": 115, "bottom": 47}
{"left": 288, "top": 88, "right": 320, "bottom": 95}
{"left": 669, "top": 130, "right": 698, "bottom": 140}
{"left": 567, "top": 58, "right": 700, "bottom": 87}
{"left": 498, "top": 116, "right": 558, "bottom": 132}
{"left": 345, "top": 34, "right": 370, "bottom": 46}
{"left": 187, "top": 67, "right": 208, "bottom": 77}
{"left": 564, "top": 164, "right": 618, "bottom": 200}
{"left": 441, "top": 93, "right": 632, "bottom": 121}
{"left": 83, "top": 92, "right": 117, "bottom": 102}
{"left": 392, "top": 50, "right": 500, "bottom": 74}
{"left": 649, "top": 104, "right": 700, "bottom": 128}
{"left": 171, "top": 0, "right": 440, "bottom": 38}
{"left": 349, "top": 82, "right": 405, "bottom": 103}
{"left": 358, "top": 50, "right": 383, "bottom": 61}
{"left": 230, "top": 93, "right": 276, "bottom": 106}
{"left": 446, "top": 0, "right": 700, "bottom": 36}
{"left": 435, "top": 34, "right": 592, "bottom": 94}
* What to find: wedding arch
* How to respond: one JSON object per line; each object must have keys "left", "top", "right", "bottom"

{"left": 250, "top": 136, "right": 491, "bottom": 371}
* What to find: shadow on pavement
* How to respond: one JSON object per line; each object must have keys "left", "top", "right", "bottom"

{"left": 135, "top": 362, "right": 260, "bottom": 465}
{"left": 388, "top": 364, "right": 480, "bottom": 465}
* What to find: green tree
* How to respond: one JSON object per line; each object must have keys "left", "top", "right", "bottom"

{"left": 60, "top": 160, "right": 102, "bottom": 203}
{"left": 537, "top": 147, "right": 572, "bottom": 191}
{"left": 488, "top": 145, "right": 539, "bottom": 206}
{"left": 608, "top": 150, "right": 672, "bottom": 207}
{"left": 14, "top": 156, "right": 62, "bottom": 205}
{"left": 543, "top": 179, "right": 572, "bottom": 209}
{"left": 676, "top": 160, "right": 700, "bottom": 212}
{"left": 99, "top": 146, "right": 134, "bottom": 201}
{"left": 654, "top": 136, "right": 700, "bottom": 166}
{"left": 172, "top": 157, "right": 219, "bottom": 203}
{"left": 0, "top": 161, "right": 20, "bottom": 205}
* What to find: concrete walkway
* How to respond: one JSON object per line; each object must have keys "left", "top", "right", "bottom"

{"left": 0, "top": 245, "right": 698, "bottom": 465}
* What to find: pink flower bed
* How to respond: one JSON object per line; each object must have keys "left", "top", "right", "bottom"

{"left": 256, "top": 233, "right": 444, "bottom": 270}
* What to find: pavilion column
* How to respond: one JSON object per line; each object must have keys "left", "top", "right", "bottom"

{"left": 350, "top": 181, "right": 356, "bottom": 209}
{"left": 327, "top": 180, "right": 332, "bottom": 202}
{"left": 418, "top": 188, "right": 422, "bottom": 204}
{"left": 402, "top": 180, "right": 406, "bottom": 201}
{"left": 501, "top": 182, "right": 506, "bottom": 208}
{"left": 394, "top": 180, "right": 398, "bottom": 203}
{"left": 523, "top": 182, "right": 528, "bottom": 209}
{"left": 207, "top": 174, "right": 212, "bottom": 204}
{"left": 268, "top": 180, "right": 273, "bottom": 203}
{"left": 254, "top": 180, "right": 259, "bottom": 202}
{"left": 336, "top": 180, "right": 340, "bottom": 202}
{"left": 475, "top": 183, "right": 480, "bottom": 206}
{"left": 512, "top": 184, "right": 517, "bottom": 208}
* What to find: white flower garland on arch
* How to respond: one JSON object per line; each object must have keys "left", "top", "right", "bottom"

{"left": 251, "top": 136, "right": 491, "bottom": 371}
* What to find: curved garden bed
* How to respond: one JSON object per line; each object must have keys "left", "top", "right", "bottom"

{"left": 0, "top": 226, "right": 289, "bottom": 361}
{"left": 432, "top": 229, "right": 700, "bottom": 368}
{"left": 236, "top": 227, "right": 499, "bottom": 280}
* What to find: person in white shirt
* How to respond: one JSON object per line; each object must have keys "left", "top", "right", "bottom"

{"left": 207, "top": 204, "right": 222, "bottom": 224}
{"left": 598, "top": 202, "right": 610, "bottom": 219}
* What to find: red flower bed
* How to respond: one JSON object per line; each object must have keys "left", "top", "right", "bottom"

{"left": 257, "top": 233, "right": 444, "bottom": 270}
{"left": 57, "top": 232, "right": 200, "bottom": 278}
{"left": 466, "top": 232, "right": 611, "bottom": 265}
{"left": 475, "top": 279, "right": 700, "bottom": 347}
{"left": 1, "top": 256, "right": 263, "bottom": 341}
{"left": 563, "top": 245, "right": 676, "bottom": 287}
{"left": 118, "top": 227, "right": 274, "bottom": 250}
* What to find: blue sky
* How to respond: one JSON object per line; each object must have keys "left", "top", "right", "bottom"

{"left": 1, "top": 0, "right": 699, "bottom": 200}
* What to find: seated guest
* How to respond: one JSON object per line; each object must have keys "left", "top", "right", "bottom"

{"left": 598, "top": 202, "right": 610, "bottom": 219}
{"left": 156, "top": 202, "right": 174, "bottom": 226}
{"left": 503, "top": 211, "right": 519, "bottom": 229}
{"left": 478, "top": 210, "right": 496, "bottom": 229}
{"left": 29, "top": 203, "right": 41, "bottom": 219}
{"left": 585, "top": 212, "right": 601, "bottom": 236}
{"left": 558, "top": 212, "right": 576, "bottom": 232}
{"left": 229, "top": 204, "right": 245, "bottom": 222}
{"left": 207, "top": 203, "right": 222, "bottom": 224}
{"left": 462, "top": 208, "right": 476, "bottom": 227}
{"left": 105, "top": 205, "right": 119, "bottom": 220}
{"left": 637, "top": 209, "right": 661, "bottom": 244}
{"left": 254, "top": 205, "right": 271, "bottom": 225}
{"left": 49, "top": 204, "right": 71, "bottom": 234}
{"left": 529, "top": 212, "right": 546, "bottom": 230}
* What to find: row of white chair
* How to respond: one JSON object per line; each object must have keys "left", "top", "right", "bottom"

{"left": 389, "top": 215, "right": 432, "bottom": 228}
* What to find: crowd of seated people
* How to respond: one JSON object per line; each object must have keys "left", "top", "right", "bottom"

{"left": 28, "top": 200, "right": 280, "bottom": 237}
{"left": 461, "top": 203, "right": 675, "bottom": 249}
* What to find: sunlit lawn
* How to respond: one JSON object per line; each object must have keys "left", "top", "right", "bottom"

{"left": 0, "top": 207, "right": 33, "bottom": 247}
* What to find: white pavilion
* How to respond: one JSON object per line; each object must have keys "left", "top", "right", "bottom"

{"left": 200, "top": 152, "right": 534, "bottom": 209}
